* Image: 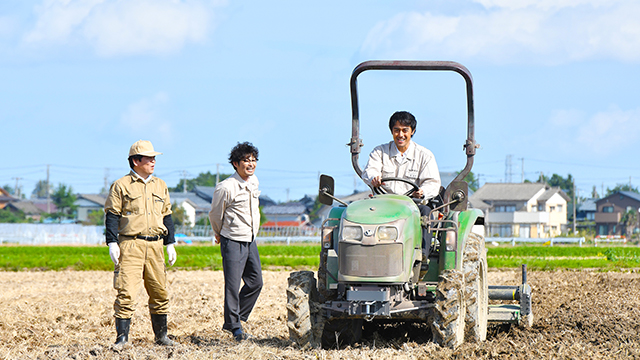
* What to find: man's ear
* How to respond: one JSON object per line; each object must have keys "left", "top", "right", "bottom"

{"left": 232, "top": 161, "right": 239, "bottom": 170}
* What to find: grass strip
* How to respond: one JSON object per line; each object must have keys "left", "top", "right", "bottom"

{"left": 2, "top": 244, "right": 640, "bottom": 271}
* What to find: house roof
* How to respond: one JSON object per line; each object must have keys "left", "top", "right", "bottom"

{"left": 470, "top": 183, "right": 547, "bottom": 202}
{"left": 537, "top": 187, "right": 571, "bottom": 202}
{"left": 5, "top": 201, "right": 43, "bottom": 215}
{"left": 77, "top": 194, "right": 106, "bottom": 207}
{"left": 597, "top": 191, "right": 640, "bottom": 205}
{"left": 263, "top": 202, "right": 307, "bottom": 216}
{"left": 262, "top": 220, "right": 308, "bottom": 227}
{"left": 170, "top": 191, "right": 211, "bottom": 210}
{"left": 28, "top": 198, "right": 59, "bottom": 213}
{"left": 578, "top": 198, "right": 597, "bottom": 212}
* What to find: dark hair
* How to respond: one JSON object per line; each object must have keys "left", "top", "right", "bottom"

{"left": 229, "top": 142, "right": 259, "bottom": 170}
{"left": 388, "top": 111, "right": 417, "bottom": 133}
{"left": 128, "top": 155, "right": 144, "bottom": 169}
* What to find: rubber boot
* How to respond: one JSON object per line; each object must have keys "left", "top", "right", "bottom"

{"left": 114, "top": 318, "right": 131, "bottom": 347}
{"left": 150, "top": 314, "right": 175, "bottom": 346}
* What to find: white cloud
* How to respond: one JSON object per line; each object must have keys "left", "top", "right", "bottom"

{"left": 575, "top": 106, "right": 640, "bottom": 155}
{"left": 120, "top": 92, "right": 174, "bottom": 141}
{"left": 23, "top": 0, "right": 219, "bottom": 56}
{"left": 361, "top": 0, "right": 640, "bottom": 64}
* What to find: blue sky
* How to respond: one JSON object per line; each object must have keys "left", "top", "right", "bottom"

{"left": 1, "top": 0, "right": 640, "bottom": 202}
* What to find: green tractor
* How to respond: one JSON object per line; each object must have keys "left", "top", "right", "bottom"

{"left": 286, "top": 60, "right": 533, "bottom": 349}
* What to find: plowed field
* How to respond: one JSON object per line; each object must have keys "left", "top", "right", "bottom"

{"left": 1, "top": 269, "right": 639, "bottom": 359}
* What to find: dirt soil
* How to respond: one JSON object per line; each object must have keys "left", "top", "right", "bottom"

{"left": 1, "top": 269, "right": 639, "bottom": 359}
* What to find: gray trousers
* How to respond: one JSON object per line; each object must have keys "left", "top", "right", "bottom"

{"left": 220, "top": 236, "right": 263, "bottom": 331}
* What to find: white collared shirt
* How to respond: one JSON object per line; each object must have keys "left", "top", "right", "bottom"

{"left": 208, "top": 172, "right": 261, "bottom": 242}
{"left": 362, "top": 140, "right": 441, "bottom": 199}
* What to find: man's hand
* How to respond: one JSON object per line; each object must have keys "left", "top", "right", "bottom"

{"left": 371, "top": 176, "right": 383, "bottom": 188}
{"left": 215, "top": 233, "right": 221, "bottom": 244}
{"left": 412, "top": 189, "right": 424, "bottom": 199}
{"left": 166, "top": 244, "right": 177, "bottom": 266}
{"left": 108, "top": 242, "right": 120, "bottom": 266}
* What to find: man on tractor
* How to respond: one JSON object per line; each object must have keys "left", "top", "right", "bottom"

{"left": 361, "top": 111, "right": 441, "bottom": 259}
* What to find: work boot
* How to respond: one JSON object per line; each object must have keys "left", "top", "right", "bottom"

{"left": 150, "top": 314, "right": 175, "bottom": 346}
{"left": 114, "top": 318, "right": 131, "bottom": 347}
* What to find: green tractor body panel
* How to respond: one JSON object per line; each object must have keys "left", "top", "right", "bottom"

{"left": 332, "top": 194, "right": 422, "bottom": 284}
{"left": 343, "top": 194, "right": 417, "bottom": 224}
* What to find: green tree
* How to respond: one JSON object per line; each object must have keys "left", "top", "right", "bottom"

{"left": 51, "top": 183, "right": 77, "bottom": 219}
{"left": 32, "top": 180, "right": 50, "bottom": 198}
{"left": 170, "top": 171, "right": 231, "bottom": 192}
{"left": 171, "top": 203, "right": 191, "bottom": 227}
{"left": 85, "top": 209, "right": 105, "bottom": 226}
{"left": 0, "top": 208, "right": 27, "bottom": 223}
{"left": 457, "top": 171, "right": 479, "bottom": 192}
{"left": 621, "top": 208, "right": 639, "bottom": 240}
{"left": 2, "top": 184, "right": 15, "bottom": 195}
{"left": 606, "top": 184, "right": 640, "bottom": 197}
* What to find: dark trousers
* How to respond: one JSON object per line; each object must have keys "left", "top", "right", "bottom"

{"left": 220, "top": 236, "right": 263, "bottom": 332}
{"left": 419, "top": 205, "right": 433, "bottom": 258}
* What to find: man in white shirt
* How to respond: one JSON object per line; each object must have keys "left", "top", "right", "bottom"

{"left": 208, "top": 142, "right": 262, "bottom": 342}
{"left": 362, "top": 111, "right": 441, "bottom": 257}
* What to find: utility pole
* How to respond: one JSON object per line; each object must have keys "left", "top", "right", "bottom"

{"left": 103, "top": 168, "right": 110, "bottom": 194}
{"left": 183, "top": 170, "right": 188, "bottom": 193}
{"left": 12, "top": 177, "right": 22, "bottom": 198}
{"left": 505, "top": 155, "right": 513, "bottom": 183}
{"left": 573, "top": 180, "right": 577, "bottom": 235}
{"left": 216, "top": 164, "right": 220, "bottom": 185}
{"left": 46, "top": 164, "right": 51, "bottom": 213}
{"left": 286, "top": 188, "right": 290, "bottom": 202}
{"left": 519, "top": 157, "right": 524, "bottom": 183}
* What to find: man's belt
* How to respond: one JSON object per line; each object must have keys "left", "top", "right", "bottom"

{"left": 122, "top": 234, "right": 161, "bottom": 241}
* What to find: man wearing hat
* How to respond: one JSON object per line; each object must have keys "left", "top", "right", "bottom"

{"left": 104, "top": 140, "right": 177, "bottom": 347}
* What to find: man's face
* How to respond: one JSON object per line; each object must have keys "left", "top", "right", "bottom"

{"left": 391, "top": 121, "right": 415, "bottom": 151}
{"left": 233, "top": 155, "right": 257, "bottom": 180}
{"left": 133, "top": 156, "right": 156, "bottom": 178}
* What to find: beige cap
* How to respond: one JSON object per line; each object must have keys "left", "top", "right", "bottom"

{"left": 129, "top": 140, "right": 162, "bottom": 157}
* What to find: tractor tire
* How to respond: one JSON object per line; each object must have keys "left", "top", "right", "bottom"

{"left": 287, "top": 271, "right": 323, "bottom": 348}
{"left": 431, "top": 268, "right": 465, "bottom": 349}
{"left": 317, "top": 250, "right": 337, "bottom": 302}
{"left": 321, "top": 318, "right": 363, "bottom": 349}
{"left": 463, "top": 232, "right": 489, "bottom": 343}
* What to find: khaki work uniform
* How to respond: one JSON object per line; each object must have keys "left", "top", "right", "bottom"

{"left": 105, "top": 171, "right": 173, "bottom": 319}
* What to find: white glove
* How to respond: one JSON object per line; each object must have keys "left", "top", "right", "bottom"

{"left": 108, "top": 242, "right": 120, "bottom": 266}
{"left": 167, "top": 244, "right": 177, "bottom": 266}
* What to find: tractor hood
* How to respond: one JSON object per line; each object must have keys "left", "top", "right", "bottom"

{"left": 344, "top": 194, "right": 419, "bottom": 225}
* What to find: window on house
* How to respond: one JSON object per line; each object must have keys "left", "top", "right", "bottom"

{"left": 557, "top": 205, "right": 563, "bottom": 212}
{"left": 602, "top": 206, "right": 614, "bottom": 213}
{"left": 598, "top": 224, "right": 608, "bottom": 235}
{"left": 549, "top": 206, "right": 556, "bottom": 212}
{"left": 538, "top": 204, "right": 544, "bottom": 211}
{"left": 587, "top": 213, "right": 595, "bottom": 221}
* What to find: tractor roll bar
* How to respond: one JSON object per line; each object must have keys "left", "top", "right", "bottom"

{"left": 348, "top": 60, "right": 477, "bottom": 184}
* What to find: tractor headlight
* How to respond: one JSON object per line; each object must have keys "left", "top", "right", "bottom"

{"left": 377, "top": 226, "right": 398, "bottom": 241}
{"left": 342, "top": 226, "right": 363, "bottom": 241}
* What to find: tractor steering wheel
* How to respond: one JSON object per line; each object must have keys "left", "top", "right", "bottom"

{"left": 373, "top": 177, "right": 420, "bottom": 197}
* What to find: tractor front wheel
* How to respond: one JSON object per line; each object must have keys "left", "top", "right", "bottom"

{"left": 287, "top": 271, "right": 323, "bottom": 348}
{"left": 431, "top": 268, "right": 465, "bottom": 349}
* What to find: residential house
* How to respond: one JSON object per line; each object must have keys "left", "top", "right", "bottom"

{"left": 0, "top": 188, "right": 16, "bottom": 209}
{"left": 469, "top": 183, "right": 570, "bottom": 238}
{"left": 576, "top": 198, "right": 597, "bottom": 232}
{"left": 4, "top": 201, "right": 44, "bottom": 221}
{"left": 594, "top": 191, "right": 640, "bottom": 237}
{"left": 75, "top": 194, "right": 106, "bottom": 223}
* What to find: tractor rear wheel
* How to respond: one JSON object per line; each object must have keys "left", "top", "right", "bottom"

{"left": 287, "top": 271, "right": 323, "bottom": 348}
{"left": 463, "top": 232, "right": 488, "bottom": 342}
{"left": 431, "top": 268, "right": 465, "bottom": 349}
